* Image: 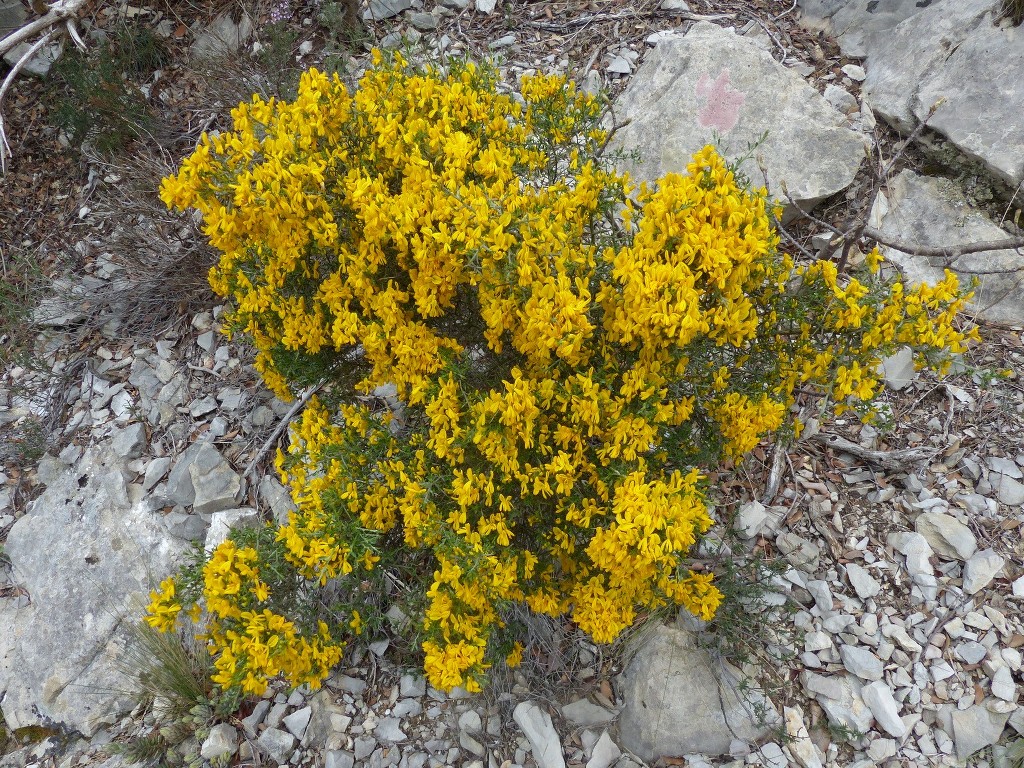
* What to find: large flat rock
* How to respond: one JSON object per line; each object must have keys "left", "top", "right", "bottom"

{"left": 796, "top": 0, "right": 932, "bottom": 58}
{"left": 0, "top": 440, "right": 186, "bottom": 735}
{"left": 616, "top": 625, "right": 775, "bottom": 761}
{"left": 609, "top": 22, "right": 867, "bottom": 214}
{"left": 869, "top": 170, "right": 1024, "bottom": 325}
{"left": 860, "top": 0, "right": 1024, "bottom": 186}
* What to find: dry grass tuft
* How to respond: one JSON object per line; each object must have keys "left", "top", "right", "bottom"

{"left": 1001, "top": 0, "right": 1024, "bottom": 25}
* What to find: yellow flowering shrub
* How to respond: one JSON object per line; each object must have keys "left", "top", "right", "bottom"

{"left": 148, "top": 52, "right": 977, "bottom": 695}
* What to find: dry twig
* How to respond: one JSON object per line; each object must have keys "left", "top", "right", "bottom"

{"left": 861, "top": 226, "right": 1024, "bottom": 265}
{"left": 242, "top": 381, "right": 325, "bottom": 479}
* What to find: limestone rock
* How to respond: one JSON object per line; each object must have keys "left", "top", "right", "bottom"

{"left": 399, "top": 673, "right": 426, "bottom": 698}
{"left": 586, "top": 732, "right": 621, "bottom": 768}
{"left": 844, "top": 562, "right": 881, "bottom": 600}
{"left": 191, "top": 11, "right": 254, "bottom": 59}
{"left": 991, "top": 666, "right": 1017, "bottom": 701}
{"left": 861, "top": 0, "right": 1024, "bottom": 186}
{"left": 0, "top": 442, "right": 186, "bottom": 735}
{"left": 915, "top": 511, "right": 977, "bottom": 562}
{"left": 259, "top": 475, "right": 297, "bottom": 525}
{"left": 165, "top": 442, "right": 206, "bottom": 507}
{"left": 110, "top": 423, "right": 147, "bottom": 461}
{"left": 795, "top": 0, "right": 928, "bottom": 57}
{"left": 362, "top": 0, "right": 412, "bottom": 20}
{"left": 994, "top": 473, "right": 1024, "bottom": 507}
{"left": 889, "top": 531, "right": 934, "bottom": 582}
{"left": 282, "top": 706, "right": 312, "bottom": 740}
{"left": 776, "top": 532, "right": 820, "bottom": 570}
{"left": 257, "top": 727, "right": 296, "bottom": 764}
{"left": 201, "top": 723, "right": 238, "bottom": 761}
{"left": 840, "top": 645, "right": 883, "bottom": 682}
{"left": 880, "top": 347, "right": 915, "bottom": 391}
{"left": 617, "top": 625, "right": 775, "bottom": 761}
{"left": 609, "top": 22, "right": 866, "bottom": 216}
{"left": 860, "top": 681, "right": 906, "bottom": 738}
{"left": 951, "top": 704, "right": 1010, "bottom": 761}
{"left": 784, "top": 706, "right": 823, "bottom": 768}
{"left": 188, "top": 443, "right": 240, "bottom": 515}
{"left": 407, "top": 11, "right": 437, "bottom": 31}
{"left": 204, "top": 507, "right": 260, "bottom": 552}
{"left": 375, "top": 716, "right": 406, "bottom": 742}
{"left": 513, "top": 701, "right": 565, "bottom": 768}
{"left": 561, "top": 697, "right": 617, "bottom": 727}
{"left": 868, "top": 170, "right": 1024, "bottom": 325}
{"left": 0, "top": 0, "right": 29, "bottom": 38}
{"left": 803, "top": 672, "right": 873, "bottom": 734}
{"left": 325, "top": 751, "right": 355, "bottom": 768}
{"left": 962, "top": 549, "right": 1005, "bottom": 594}
{"left": 4, "top": 41, "right": 55, "bottom": 77}
{"left": 735, "top": 500, "right": 782, "bottom": 539}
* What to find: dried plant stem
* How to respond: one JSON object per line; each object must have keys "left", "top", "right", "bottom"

{"left": 242, "top": 381, "right": 325, "bottom": 479}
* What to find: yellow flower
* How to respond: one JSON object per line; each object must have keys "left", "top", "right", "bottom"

{"left": 505, "top": 642, "right": 524, "bottom": 668}
{"left": 145, "top": 577, "right": 182, "bottom": 633}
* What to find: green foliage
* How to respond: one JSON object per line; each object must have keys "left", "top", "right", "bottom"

{"left": 108, "top": 734, "right": 175, "bottom": 768}
{"left": 254, "top": 22, "right": 303, "bottom": 99}
{"left": 11, "top": 417, "right": 47, "bottom": 466}
{"left": 46, "top": 24, "right": 166, "bottom": 152}
{"left": 7, "top": 724, "right": 61, "bottom": 747}
{"left": 0, "top": 247, "right": 46, "bottom": 369}
{"left": 317, "top": 0, "right": 366, "bottom": 47}
{"left": 1006, "top": 737, "right": 1024, "bottom": 768}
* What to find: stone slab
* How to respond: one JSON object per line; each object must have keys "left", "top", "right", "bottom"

{"left": 0, "top": 442, "right": 186, "bottom": 735}
{"left": 609, "top": 22, "right": 867, "bottom": 216}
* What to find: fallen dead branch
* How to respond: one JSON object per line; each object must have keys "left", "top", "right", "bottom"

{"left": 811, "top": 431, "right": 937, "bottom": 472}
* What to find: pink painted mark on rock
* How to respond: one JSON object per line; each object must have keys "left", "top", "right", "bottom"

{"left": 696, "top": 69, "right": 745, "bottom": 132}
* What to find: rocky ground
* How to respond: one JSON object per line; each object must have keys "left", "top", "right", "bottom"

{"left": 2, "top": 0, "right": 1024, "bottom": 767}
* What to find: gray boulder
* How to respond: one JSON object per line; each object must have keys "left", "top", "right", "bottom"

{"left": 796, "top": 0, "right": 932, "bottom": 58}
{"left": 616, "top": 625, "right": 775, "bottom": 761}
{"left": 513, "top": 701, "right": 565, "bottom": 768}
{"left": 0, "top": 441, "right": 186, "bottom": 735}
{"left": 861, "top": 0, "right": 1024, "bottom": 186}
{"left": 914, "top": 511, "right": 977, "bottom": 562}
{"left": 609, "top": 22, "right": 867, "bottom": 216}
{"left": 191, "top": 11, "right": 254, "bottom": 59}
{"left": 165, "top": 441, "right": 241, "bottom": 515}
{"left": 190, "top": 444, "right": 241, "bottom": 515}
{"left": 362, "top": 0, "right": 412, "bottom": 21}
{"left": 868, "top": 170, "right": 1024, "bottom": 325}
{"left": 802, "top": 671, "right": 874, "bottom": 734}
{"left": 951, "top": 703, "right": 1010, "bottom": 761}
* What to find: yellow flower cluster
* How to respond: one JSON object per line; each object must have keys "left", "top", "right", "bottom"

{"left": 786, "top": 258, "right": 977, "bottom": 416}
{"left": 153, "top": 53, "right": 978, "bottom": 696}
{"left": 146, "top": 539, "right": 343, "bottom": 696}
